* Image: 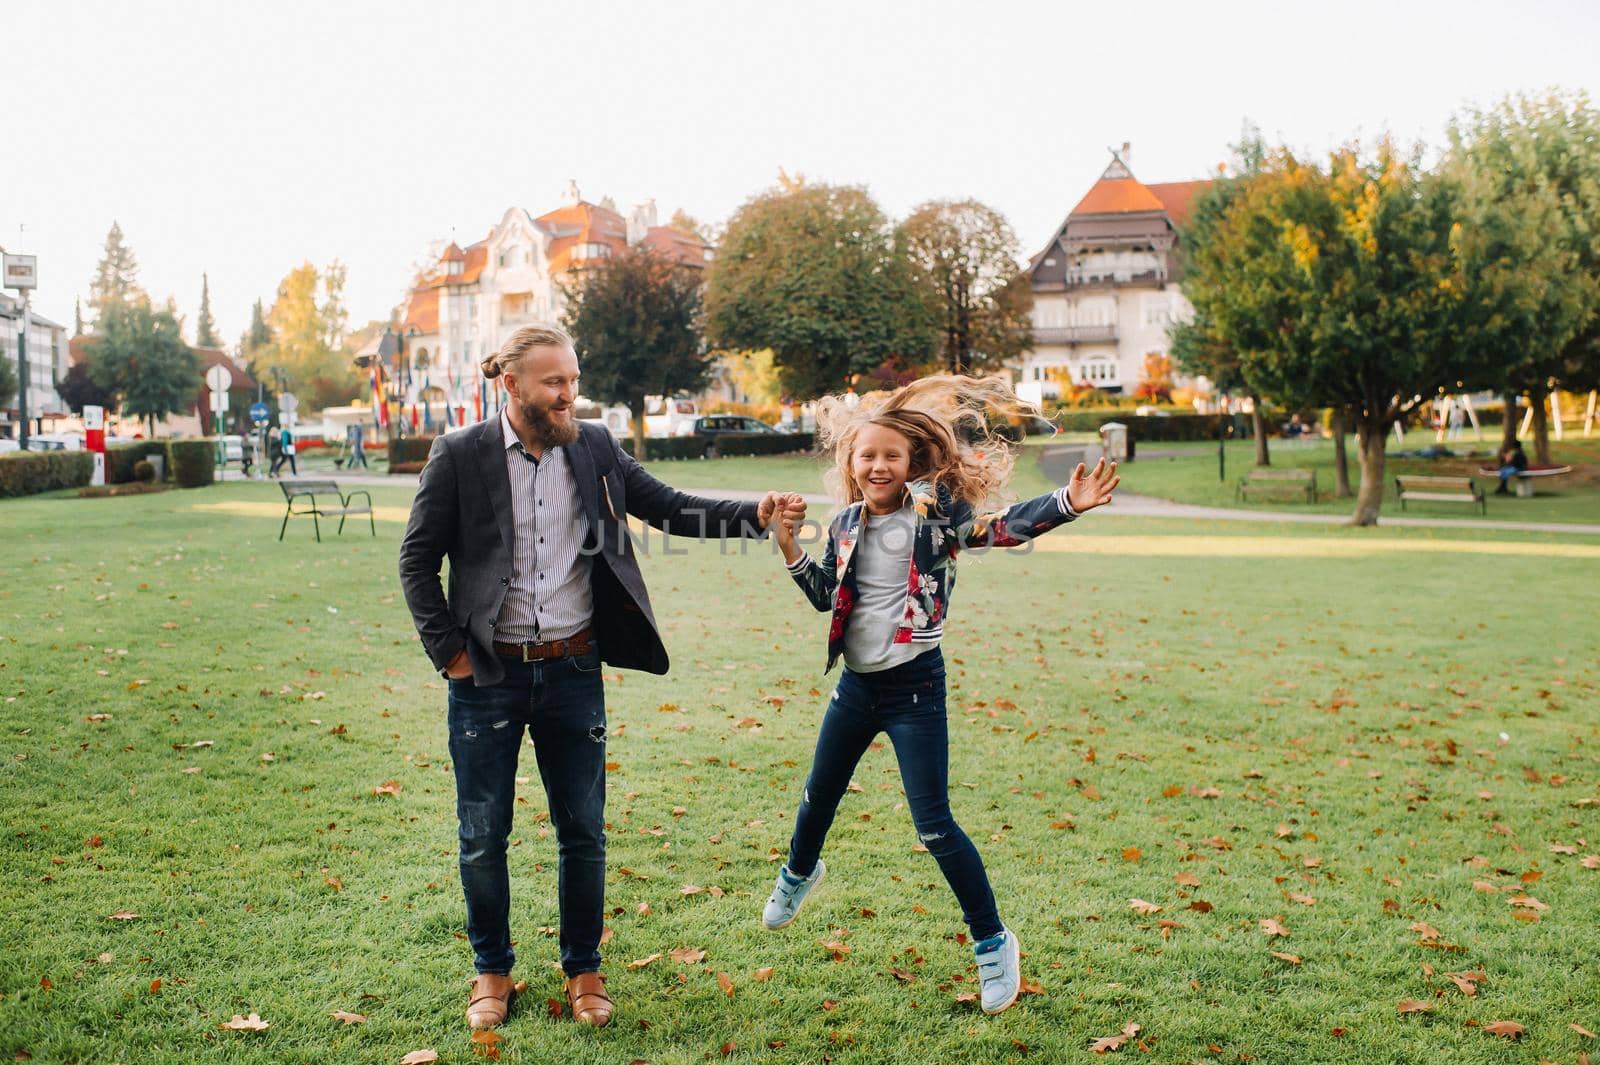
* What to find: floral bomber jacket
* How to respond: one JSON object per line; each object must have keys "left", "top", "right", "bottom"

{"left": 785, "top": 479, "right": 1077, "bottom": 673}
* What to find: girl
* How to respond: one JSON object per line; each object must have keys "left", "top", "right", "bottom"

{"left": 764, "top": 375, "right": 1118, "bottom": 1016}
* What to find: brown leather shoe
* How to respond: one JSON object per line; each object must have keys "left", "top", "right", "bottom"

{"left": 564, "top": 971, "right": 612, "bottom": 1027}
{"left": 466, "top": 973, "right": 516, "bottom": 1029}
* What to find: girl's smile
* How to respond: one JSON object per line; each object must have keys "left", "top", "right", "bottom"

{"left": 852, "top": 423, "right": 914, "bottom": 514}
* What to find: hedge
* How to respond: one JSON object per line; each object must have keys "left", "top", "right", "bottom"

{"left": 707, "top": 432, "right": 814, "bottom": 457}
{"left": 618, "top": 436, "right": 705, "bottom": 461}
{"left": 1047, "top": 410, "right": 1226, "bottom": 441}
{"left": 388, "top": 435, "right": 438, "bottom": 468}
{"left": 168, "top": 439, "right": 216, "bottom": 488}
{"left": 107, "top": 441, "right": 169, "bottom": 484}
{"left": 0, "top": 450, "right": 94, "bottom": 498}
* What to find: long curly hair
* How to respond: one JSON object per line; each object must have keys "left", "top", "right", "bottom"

{"left": 815, "top": 374, "right": 1040, "bottom": 508}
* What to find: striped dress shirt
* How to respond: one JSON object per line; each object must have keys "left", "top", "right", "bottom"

{"left": 495, "top": 408, "right": 593, "bottom": 642}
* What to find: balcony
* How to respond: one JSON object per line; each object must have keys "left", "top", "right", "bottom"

{"left": 1064, "top": 268, "right": 1164, "bottom": 288}
{"left": 1031, "top": 324, "right": 1117, "bottom": 346}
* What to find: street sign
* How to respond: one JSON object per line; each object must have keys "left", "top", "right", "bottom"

{"left": 2, "top": 254, "right": 37, "bottom": 290}
{"left": 278, "top": 392, "right": 299, "bottom": 413}
{"left": 211, "top": 389, "right": 230, "bottom": 412}
{"left": 249, "top": 401, "right": 270, "bottom": 425}
{"left": 205, "top": 364, "right": 232, "bottom": 393}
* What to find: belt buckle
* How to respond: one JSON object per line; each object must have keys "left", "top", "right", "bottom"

{"left": 521, "top": 642, "right": 534, "bottom": 663}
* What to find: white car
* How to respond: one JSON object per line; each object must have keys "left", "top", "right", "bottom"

{"left": 24, "top": 433, "right": 83, "bottom": 451}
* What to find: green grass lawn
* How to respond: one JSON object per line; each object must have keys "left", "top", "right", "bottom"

{"left": 3, "top": 478, "right": 1598, "bottom": 1064}
{"left": 1105, "top": 432, "right": 1600, "bottom": 525}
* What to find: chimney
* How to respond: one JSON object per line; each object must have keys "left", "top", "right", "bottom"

{"left": 1120, "top": 142, "right": 1132, "bottom": 169}
{"left": 627, "top": 198, "right": 658, "bottom": 246}
{"left": 562, "top": 179, "right": 582, "bottom": 205}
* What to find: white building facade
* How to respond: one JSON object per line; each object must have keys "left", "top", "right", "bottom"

{"left": 1016, "top": 150, "right": 1209, "bottom": 398}
{"left": 0, "top": 292, "right": 70, "bottom": 436}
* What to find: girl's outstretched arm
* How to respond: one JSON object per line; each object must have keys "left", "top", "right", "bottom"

{"left": 955, "top": 458, "right": 1119, "bottom": 550}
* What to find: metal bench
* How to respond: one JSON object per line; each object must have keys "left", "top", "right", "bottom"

{"left": 1237, "top": 467, "right": 1317, "bottom": 503}
{"left": 277, "top": 479, "right": 375, "bottom": 542}
{"left": 1395, "top": 475, "right": 1486, "bottom": 515}
{"left": 1475, "top": 463, "right": 1573, "bottom": 498}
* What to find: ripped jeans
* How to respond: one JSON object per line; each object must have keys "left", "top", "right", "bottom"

{"left": 447, "top": 649, "right": 607, "bottom": 977}
{"left": 786, "top": 648, "right": 1003, "bottom": 940}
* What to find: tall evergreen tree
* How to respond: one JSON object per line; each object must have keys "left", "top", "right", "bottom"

{"left": 74, "top": 298, "right": 84, "bottom": 337}
{"left": 87, "top": 221, "right": 144, "bottom": 326}
{"left": 195, "top": 273, "right": 220, "bottom": 347}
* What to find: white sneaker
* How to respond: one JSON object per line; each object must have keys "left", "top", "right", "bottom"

{"left": 761, "top": 860, "right": 825, "bottom": 930}
{"left": 974, "top": 926, "right": 1021, "bottom": 1015}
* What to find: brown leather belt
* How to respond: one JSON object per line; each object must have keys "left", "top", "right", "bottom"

{"left": 493, "top": 627, "right": 594, "bottom": 662}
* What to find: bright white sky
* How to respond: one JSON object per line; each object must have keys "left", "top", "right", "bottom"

{"left": 6, "top": 0, "right": 1599, "bottom": 344}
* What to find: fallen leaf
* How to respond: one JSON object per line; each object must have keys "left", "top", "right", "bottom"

{"left": 1128, "top": 899, "right": 1162, "bottom": 915}
{"left": 822, "top": 999, "right": 838, "bottom": 1011}
{"left": 1174, "top": 872, "right": 1201, "bottom": 888}
{"left": 400, "top": 1052, "right": 439, "bottom": 1065}
{"left": 720, "top": 1042, "right": 736, "bottom": 1057}
{"left": 1289, "top": 893, "right": 1316, "bottom": 906}
{"left": 218, "top": 1013, "right": 269, "bottom": 1031}
{"left": 717, "top": 971, "right": 734, "bottom": 998}
{"left": 1259, "top": 918, "right": 1290, "bottom": 938}
{"left": 1397, "top": 998, "right": 1435, "bottom": 1014}
{"left": 373, "top": 781, "right": 401, "bottom": 796}
{"left": 669, "top": 947, "right": 706, "bottom": 964}
{"left": 1410, "top": 921, "right": 1443, "bottom": 942}
{"left": 1482, "top": 1020, "right": 1524, "bottom": 1040}
{"left": 329, "top": 1010, "right": 365, "bottom": 1025}
{"left": 1088, "top": 1021, "right": 1141, "bottom": 1054}
{"left": 627, "top": 953, "right": 663, "bottom": 969}
{"left": 149, "top": 979, "right": 161, "bottom": 995}
{"left": 753, "top": 967, "right": 774, "bottom": 983}
{"left": 1121, "top": 847, "right": 1142, "bottom": 862}
{"left": 106, "top": 911, "right": 138, "bottom": 921}
{"left": 1570, "top": 1023, "right": 1597, "bottom": 1038}
{"left": 1270, "top": 951, "right": 1302, "bottom": 965}
{"left": 1187, "top": 900, "right": 1214, "bottom": 914}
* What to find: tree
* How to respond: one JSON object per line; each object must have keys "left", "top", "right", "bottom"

{"left": 91, "top": 301, "right": 198, "bottom": 437}
{"left": 1442, "top": 92, "right": 1600, "bottom": 463}
{"left": 1132, "top": 353, "right": 1174, "bottom": 403}
{"left": 562, "top": 244, "right": 709, "bottom": 455}
{"left": 195, "top": 273, "right": 220, "bottom": 347}
{"left": 898, "top": 199, "right": 1032, "bottom": 374}
{"left": 254, "top": 262, "right": 361, "bottom": 411}
{"left": 1184, "top": 141, "right": 1463, "bottom": 525}
{"left": 74, "top": 298, "right": 84, "bottom": 337}
{"left": 668, "top": 209, "right": 709, "bottom": 241}
{"left": 705, "top": 180, "right": 933, "bottom": 399}
{"left": 87, "top": 221, "right": 144, "bottom": 327}
{"left": 56, "top": 358, "right": 118, "bottom": 415}
{"left": 240, "top": 298, "right": 272, "bottom": 358}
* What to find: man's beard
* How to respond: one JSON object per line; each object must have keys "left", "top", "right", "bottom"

{"left": 521, "top": 398, "right": 579, "bottom": 447}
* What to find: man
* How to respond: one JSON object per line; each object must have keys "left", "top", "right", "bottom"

{"left": 399, "top": 324, "right": 800, "bottom": 1031}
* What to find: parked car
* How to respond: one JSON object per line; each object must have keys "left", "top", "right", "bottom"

{"left": 693, "top": 415, "right": 779, "bottom": 457}
{"left": 645, "top": 396, "right": 699, "bottom": 438}
{"left": 23, "top": 433, "right": 82, "bottom": 451}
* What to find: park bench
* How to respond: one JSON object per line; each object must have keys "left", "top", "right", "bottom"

{"left": 1395, "top": 475, "right": 1486, "bottom": 515}
{"left": 1236, "top": 467, "right": 1317, "bottom": 503}
{"left": 1474, "top": 463, "right": 1573, "bottom": 498}
{"left": 277, "top": 479, "right": 375, "bottom": 542}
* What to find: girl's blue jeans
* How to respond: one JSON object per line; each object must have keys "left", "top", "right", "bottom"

{"left": 786, "top": 647, "right": 1003, "bottom": 940}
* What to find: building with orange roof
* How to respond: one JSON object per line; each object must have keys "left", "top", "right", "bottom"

{"left": 1017, "top": 145, "right": 1211, "bottom": 398}
{"left": 396, "top": 182, "right": 710, "bottom": 421}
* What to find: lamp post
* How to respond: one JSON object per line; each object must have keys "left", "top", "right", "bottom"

{"left": 3, "top": 253, "right": 38, "bottom": 449}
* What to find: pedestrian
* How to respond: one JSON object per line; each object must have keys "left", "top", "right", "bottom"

{"left": 763, "top": 374, "right": 1119, "bottom": 1016}
{"left": 348, "top": 422, "right": 369, "bottom": 469}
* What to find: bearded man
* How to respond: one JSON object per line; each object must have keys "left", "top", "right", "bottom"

{"left": 399, "top": 324, "right": 800, "bottom": 1030}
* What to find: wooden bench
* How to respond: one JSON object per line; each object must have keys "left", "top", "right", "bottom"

{"left": 278, "top": 479, "right": 375, "bottom": 542}
{"left": 1475, "top": 463, "right": 1574, "bottom": 498}
{"left": 1237, "top": 467, "right": 1317, "bottom": 503}
{"left": 1395, "top": 475, "right": 1486, "bottom": 515}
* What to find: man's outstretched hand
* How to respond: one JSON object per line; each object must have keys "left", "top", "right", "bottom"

{"left": 1065, "top": 458, "right": 1120, "bottom": 514}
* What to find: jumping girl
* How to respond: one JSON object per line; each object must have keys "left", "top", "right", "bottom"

{"left": 763, "top": 375, "right": 1118, "bottom": 1015}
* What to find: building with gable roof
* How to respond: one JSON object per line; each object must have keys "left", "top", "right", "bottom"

{"left": 1016, "top": 145, "right": 1211, "bottom": 398}
{"left": 397, "top": 183, "right": 710, "bottom": 415}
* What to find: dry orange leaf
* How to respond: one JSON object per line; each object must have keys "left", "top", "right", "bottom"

{"left": 106, "top": 911, "right": 138, "bottom": 921}
{"left": 716, "top": 971, "right": 734, "bottom": 998}
{"left": 669, "top": 947, "right": 706, "bottom": 964}
{"left": 1128, "top": 899, "right": 1162, "bottom": 915}
{"left": 1259, "top": 919, "right": 1290, "bottom": 938}
{"left": 1289, "top": 893, "right": 1316, "bottom": 906}
{"left": 1270, "top": 951, "right": 1302, "bottom": 965}
{"left": 373, "top": 780, "right": 401, "bottom": 796}
{"left": 1174, "top": 872, "right": 1201, "bottom": 888}
{"left": 1122, "top": 847, "right": 1142, "bottom": 863}
{"left": 627, "top": 953, "right": 663, "bottom": 969}
{"left": 400, "top": 1052, "right": 439, "bottom": 1065}
{"left": 330, "top": 1010, "right": 366, "bottom": 1025}
{"left": 1410, "top": 921, "right": 1443, "bottom": 942}
{"left": 753, "top": 967, "right": 774, "bottom": 983}
{"left": 1161, "top": 785, "right": 1183, "bottom": 798}
{"left": 1570, "top": 1023, "right": 1598, "bottom": 1038}
{"left": 1482, "top": 1020, "right": 1524, "bottom": 1040}
{"left": 218, "top": 1012, "right": 269, "bottom": 1031}
{"left": 1396, "top": 998, "right": 1435, "bottom": 1014}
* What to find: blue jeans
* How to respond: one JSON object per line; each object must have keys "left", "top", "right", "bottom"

{"left": 447, "top": 650, "right": 607, "bottom": 977}
{"left": 786, "top": 648, "right": 1003, "bottom": 940}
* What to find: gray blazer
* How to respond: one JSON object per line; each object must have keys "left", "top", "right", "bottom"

{"left": 399, "top": 417, "right": 764, "bottom": 685}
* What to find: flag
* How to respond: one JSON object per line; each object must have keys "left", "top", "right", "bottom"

{"left": 372, "top": 364, "right": 389, "bottom": 429}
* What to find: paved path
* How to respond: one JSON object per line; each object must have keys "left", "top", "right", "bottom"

{"left": 1036, "top": 443, "right": 1600, "bottom": 536}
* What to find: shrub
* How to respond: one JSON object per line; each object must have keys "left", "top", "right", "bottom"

{"left": 710, "top": 432, "right": 815, "bottom": 457}
{"left": 620, "top": 436, "right": 705, "bottom": 461}
{"left": 1047, "top": 410, "right": 1225, "bottom": 441}
{"left": 0, "top": 450, "right": 94, "bottom": 497}
{"left": 167, "top": 439, "right": 216, "bottom": 488}
{"left": 133, "top": 459, "right": 155, "bottom": 482}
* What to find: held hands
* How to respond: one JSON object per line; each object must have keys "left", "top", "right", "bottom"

{"left": 1065, "top": 458, "right": 1120, "bottom": 514}
{"left": 764, "top": 491, "right": 808, "bottom": 563}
